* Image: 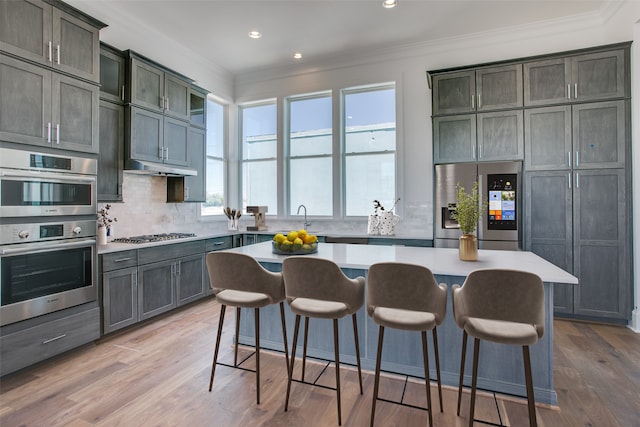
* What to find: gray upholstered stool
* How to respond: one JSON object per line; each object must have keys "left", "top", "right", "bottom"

{"left": 452, "top": 268, "right": 545, "bottom": 427}
{"left": 205, "top": 252, "right": 289, "bottom": 404}
{"left": 282, "top": 257, "right": 365, "bottom": 426}
{"left": 367, "top": 262, "right": 447, "bottom": 427}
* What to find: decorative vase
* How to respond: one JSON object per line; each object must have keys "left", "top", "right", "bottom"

{"left": 459, "top": 233, "right": 478, "bottom": 261}
{"left": 98, "top": 227, "right": 108, "bottom": 246}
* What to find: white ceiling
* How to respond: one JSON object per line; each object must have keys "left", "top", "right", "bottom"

{"left": 68, "top": 0, "right": 612, "bottom": 76}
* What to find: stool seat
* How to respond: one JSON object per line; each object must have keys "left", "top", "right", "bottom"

{"left": 289, "top": 298, "right": 349, "bottom": 319}
{"left": 465, "top": 318, "right": 539, "bottom": 345}
{"left": 216, "top": 289, "right": 271, "bottom": 308}
{"left": 371, "top": 307, "right": 436, "bottom": 331}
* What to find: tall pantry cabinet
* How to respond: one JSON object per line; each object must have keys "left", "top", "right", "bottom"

{"left": 429, "top": 43, "right": 632, "bottom": 323}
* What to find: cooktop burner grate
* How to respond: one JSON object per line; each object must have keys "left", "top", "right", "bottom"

{"left": 112, "top": 233, "right": 197, "bottom": 244}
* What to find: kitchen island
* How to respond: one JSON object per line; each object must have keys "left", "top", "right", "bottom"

{"left": 223, "top": 241, "right": 578, "bottom": 405}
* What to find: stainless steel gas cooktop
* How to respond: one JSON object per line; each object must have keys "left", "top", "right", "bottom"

{"left": 111, "top": 233, "right": 197, "bottom": 244}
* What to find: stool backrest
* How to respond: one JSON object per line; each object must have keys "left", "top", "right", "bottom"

{"left": 367, "top": 262, "right": 447, "bottom": 325}
{"left": 453, "top": 268, "right": 544, "bottom": 338}
{"left": 206, "top": 252, "right": 285, "bottom": 303}
{"left": 282, "top": 257, "right": 364, "bottom": 313}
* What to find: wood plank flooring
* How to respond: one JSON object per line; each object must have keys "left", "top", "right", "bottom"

{"left": 1, "top": 297, "right": 639, "bottom": 426}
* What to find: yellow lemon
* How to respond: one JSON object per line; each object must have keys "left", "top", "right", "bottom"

{"left": 274, "top": 233, "right": 286, "bottom": 243}
{"left": 281, "top": 240, "right": 293, "bottom": 251}
{"left": 297, "top": 229, "right": 308, "bottom": 238}
{"left": 287, "top": 231, "right": 299, "bottom": 242}
{"left": 303, "top": 234, "right": 315, "bottom": 244}
{"left": 293, "top": 237, "right": 303, "bottom": 246}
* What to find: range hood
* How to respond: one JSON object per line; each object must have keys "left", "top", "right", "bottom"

{"left": 125, "top": 159, "right": 197, "bottom": 176}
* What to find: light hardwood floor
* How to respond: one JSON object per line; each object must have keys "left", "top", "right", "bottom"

{"left": 1, "top": 297, "right": 639, "bottom": 426}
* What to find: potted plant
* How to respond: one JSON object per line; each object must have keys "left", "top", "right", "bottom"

{"left": 451, "top": 181, "right": 484, "bottom": 261}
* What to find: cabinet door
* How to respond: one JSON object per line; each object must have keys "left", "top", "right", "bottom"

{"left": 102, "top": 267, "right": 138, "bottom": 334}
{"left": 572, "top": 50, "right": 626, "bottom": 102}
{"left": 0, "top": 0, "right": 52, "bottom": 67}
{"left": 163, "top": 117, "right": 189, "bottom": 166}
{"left": 128, "top": 106, "right": 163, "bottom": 162}
{"left": 573, "top": 169, "right": 628, "bottom": 319}
{"left": 476, "top": 64, "right": 523, "bottom": 111}
{"left": 184, "top": 126, "right": 206, "bottom": 202}
{"left": 433, "top": 114, "right": 476, "bottom": 163}
{"left": 100, "top": 48, "right": 126, "bottom": 104}
{"left": 524, "top": 106, "right": 572, "bottom": 170}
{"left": 176, "top": 254, "right": 205, "bottom": 306}
{"left": 572, "top": 100, "right": 626, "bottom": 169}
{"left": 164, "top": 74, "right": 190, "bottom": 121}
{"left": 130, "top": 58, "right": 164, "bottom": 112}
{"left": 52, "top": 72, "right": 99, "bottom": 153}
{"left": 189, "top": 88, "right": 207, "bottom": 128}
{"left": 98, "top": 101, "right": 124, "bottom": 201}
{"left": 138, "top": 260, "right": 176, "bottom": 321}
{"left": 0, "top": 55, "right": 52, "bottom": 147}
{"left": 523, "top": 58, "right": 570, "bottom": 106}
{"left": 476, "top": 110, "right": 523, "bottom": 161}
{"left": 524, "top": 171, "right": 573, "bottom": 313}
{"left": 51, "top": 7, "right": 100, "bottom": 82}
{"left": 432, "top": 70, "right": 475, "bottom": 115}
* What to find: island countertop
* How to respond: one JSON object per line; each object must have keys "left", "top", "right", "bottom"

{"left": 226, "top": 241, "right": 579, "bottom": 285}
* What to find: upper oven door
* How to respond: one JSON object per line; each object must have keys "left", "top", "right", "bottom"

{"left": 0, "top": 169, "right": 96, "bottom": 217}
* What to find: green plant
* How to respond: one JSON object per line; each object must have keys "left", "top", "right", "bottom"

{"left": 451, "top": 181, "right": 485, "bottom": 234}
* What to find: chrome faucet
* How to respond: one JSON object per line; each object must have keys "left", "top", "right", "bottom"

{"left": 296, "top": 204, "right": 311, "bottom": 229}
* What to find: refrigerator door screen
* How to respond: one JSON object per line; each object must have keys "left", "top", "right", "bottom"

{"left": 487, "top": 174, "right": 517, "bottom": 230}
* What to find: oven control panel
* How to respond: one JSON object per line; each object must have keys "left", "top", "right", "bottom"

{"left": 0, "top": 220, "right": 96, "bottom": 244}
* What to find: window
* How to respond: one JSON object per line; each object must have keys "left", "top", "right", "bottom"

{"left": 241, "top": 101, "right": 278, "bottom": 214}
{"left": 201, "top": 97, "right": 226, "bottom": 216}
{"left": 287, "top": 94, "right": 333, "bottom": 216}
{"left": 343, "top": 85, "right": 396, "bottom": 216}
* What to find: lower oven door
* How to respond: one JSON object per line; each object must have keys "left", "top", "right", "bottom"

{"left": 0, "top": 238, "right": 96, "bottom": 326}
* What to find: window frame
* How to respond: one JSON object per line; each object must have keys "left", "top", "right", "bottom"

{"left": 200, "top": 95, "right": 229, "bottom": 219}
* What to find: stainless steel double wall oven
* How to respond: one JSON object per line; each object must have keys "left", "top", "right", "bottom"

{"left": 0, "top": 148, "right": 98, "bottom": 326}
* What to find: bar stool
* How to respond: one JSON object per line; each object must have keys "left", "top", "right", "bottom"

{"left": 282, "top": 257, "right": 365, "bottom": 426}
{"left": 367, "top": 262, "right": 447, "bottom": 427}
{"left": 205, "top": 252, "right": 289, "bottom": 404}
{"left": 452, "top": 268, "right": 545, "bottom": 427}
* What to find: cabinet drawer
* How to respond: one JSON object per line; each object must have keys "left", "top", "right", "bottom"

{"left": 0, "top": 307, "right": 100, "bottom": 376}
{"left": 206, "top": 236, "right": 232, "bottom": 252}
{"left": 101, "top": 250, "right": 138, "bottom": 271}
{"left": 139, "top": 240, "right": 206, "bottom": 265}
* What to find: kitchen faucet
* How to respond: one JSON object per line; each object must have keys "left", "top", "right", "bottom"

{"left": 296, "top": 204, "right": 311, "bottom": 229}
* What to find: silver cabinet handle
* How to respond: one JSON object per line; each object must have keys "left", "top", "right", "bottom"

{"left": 478, "top": 144, "right": 482, "bottom": 159}
{"left": 56, "top": 124, "right": 60, "bottom": 144}
{"left": 575, "top": 172, "right": 579, "bottom": 188}
{"left": 159, "top": 146, "right": 164, "bottom": 160}
{"left": 159, "top": 96, "right": 164, "bottom": 109}
{"left": 43, "top": 334, "right": 67, "bottom": 344}
{"left": 567, "top": 151, "right": 571, "bottom": 168}
{"left": 211, "top": 241, "right": 225, "bottom": 246}
{"left": 477, "top": 94, "right": 481, "bottom": 109}
{"left": 114, "top": 257, "right": 132, "bottom": 262}
{"left": 184, "top": 187, "right": 189, "bottom": 200}
{"left": 472, "top": 144, "right": 476, "bottom": 160}
{"left": 568, "top": 173, "right": 571, "bottom": 189}
{"left": 165, "top": 147, "right": 169, "bottom": 161}
{"left": 165, "top": 97, "right": 169, "bottom": 111}
{"left": 176, "top": 261, "right": 181, "bottom": 276}
{"left": 575, "top": 151, "right": 579, "bottom": 167}
{"left": 121, "top": 85, "right": 125, "bottom": 101}
{"left": 471, "top": 94, "right": 475, "bottom": 110}
{"left": 56, "top": 44, "right": 60, "bottom": 64}
{"left": 48, "top": 41, "right": 52, "bottom": 62}
{"left": 47, "top": 123, "right": 51, "bottom": 143}
{"left": 567, "top": 84, "right": 571, "bottom": 99}
{"left": 574, "top": 83, "right": 578, "bottom": 99}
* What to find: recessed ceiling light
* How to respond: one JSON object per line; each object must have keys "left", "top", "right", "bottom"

{"left": 382, "top": 0, "right": 397, "bottom": 8}
{"left": 293, "top": 53, "right": 302, "bottom": 59}
{"left": 248, "top": 31, "right": 262, "bottom": 39}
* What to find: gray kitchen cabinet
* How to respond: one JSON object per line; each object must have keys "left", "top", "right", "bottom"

{"left": 524, "top": 48, "right": 626, "bottom": 106}
{"left": 127, "top": 106, "right": 189, "bottom": 166}
{"left": 0, "top": 0, "right": 103, "bottom": 82}
{"left": 433, "top": 110, "right": 522, "bottom": 163}
{"left": 100, "top": 44, "right": 126, "bottom": 104}
{"left": 102, "top": 266, "right": 138, "bottom": 334}
{"left": 98, "top": 100, "right": 124, "bottom": 201}
{"left": 525, "top": 101, "right": 627, "bottom": 171}
{"left": 0, "top": 303, "right": 100, "bottom": 376}
{"left": 184, "top": 126, "right": 206, "bottom": 202}
{"left": 176, "top": 254, "right": 205, "bottom": 306}
{"left": 138, "top": 259, "right": 176, "bottom": 320}
{"left": 0, "top": 54, "right": 99, "bottom": 153}
{"left": 525, "top": 169, "right": 630, "bottom": 320}
{"left": 189, "top": 86, "right": 207, "bottom": 128}
{"left": 431, "top": 64, "right": 522, "bottom": 115}
{"left": 129, "top": 55, "right": 190, "bottom": 121}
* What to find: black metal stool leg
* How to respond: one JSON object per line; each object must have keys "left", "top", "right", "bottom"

{"left": 333, "top": 318, "right": 342, "bottom": 426}
{"left": 209, "top": 304, "right": 226, "bottom": 392}
{"left": 370, "top": 326, "right": 384, "bottom": 427}
{"left": 255, "top": 308, "right": 260, "bottom": 404}
{"left": 284, "top": 314, "right": 301, "bottom": 412}
{"left": 301, "top": 316, "right": 309, "bottom": 381}
{"left": 352, "top": 313, "right": 363, "bottom": 394}
{"left": 523, "top": 345, "right": 538, "bottom": 427}
{"left": 279, "top": 302, "right": 290, "bottom": 376}
{"left": 234, "top": 307, "right": 241, "bottom": 367}
{"left": 432, "top": 327, "right": 443, "bottom": 413}
{"left": 422, "top": 331, "right": 433, "bottom": 427}
{"left": 469, "top": 338, "right": 480, "bottom": 427}
{"left": 457, "top": 330, "right": 468, "bottom": 416}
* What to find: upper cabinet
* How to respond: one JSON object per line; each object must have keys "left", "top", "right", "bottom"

{"left": 189, "top": 86, "right": 207, "bottom": 129}
{"left": 524, "top": 49, "right": 626, "bottom": 106}
{"left": 100, "top": 44, "right": 126, "bottom": 104}
{"left": 431, "top": 64, "right": 523, "bottom": 115}
{"left": 129, "top": 54, "right": 191, "bottom": 121}
{"left": 0, "top": 0, "right": 104, "bottom": 82}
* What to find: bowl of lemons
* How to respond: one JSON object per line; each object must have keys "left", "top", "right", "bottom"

{"left": 272, "top": 229, "right": 318, "bottom": 255}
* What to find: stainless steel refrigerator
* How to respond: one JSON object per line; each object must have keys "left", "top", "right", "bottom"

{"left": 434, "top": 161, "right": 522, "bottom": 250}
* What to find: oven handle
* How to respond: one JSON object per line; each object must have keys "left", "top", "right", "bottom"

{"left": 0, "top": 170, "right": 96, "bottom": 183}
{"left": 0, "top": 238, "right": 96, "bottom": 255}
